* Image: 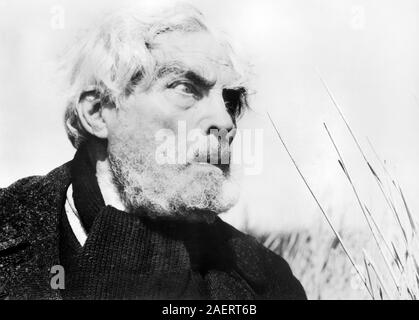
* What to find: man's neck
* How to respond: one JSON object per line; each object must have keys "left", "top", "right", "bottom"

{"left": 96, "top": 158, "right": 127, "bottom": 212}
{"left": 86, "top": 141, "right": 127, "bottom": 212}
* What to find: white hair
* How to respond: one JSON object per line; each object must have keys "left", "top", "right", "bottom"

{"left": 61, "top": 2, "right": 250, "bottom": 148}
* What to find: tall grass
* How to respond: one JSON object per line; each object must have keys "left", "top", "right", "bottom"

{"left": 267, "top": 77, "right": 419, "bottom": 299}
{"left": 259, "top": 226, "right": 372, "bottom": 299}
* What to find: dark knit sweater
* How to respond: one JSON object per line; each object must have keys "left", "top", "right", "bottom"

{"left": 0, "top": 149, "right": 306, "bottom": 300}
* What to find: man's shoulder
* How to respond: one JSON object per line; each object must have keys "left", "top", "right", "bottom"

{"left": 0, "top": 175, "right": 44, "bottom": 205}
{"left": 215, "top": 218, "right": 307, "bottom": 300}
{"left": 215, "top": 218, "right": 290, "bottom": 272}
{"left": 0, "top": 175, "right": 44, "bottom": 233}
{"left": 0, "top": 162, "right": 72, "bottom": 239}
{"left": 0, "top": 162, "right": 71, "bottom": 212}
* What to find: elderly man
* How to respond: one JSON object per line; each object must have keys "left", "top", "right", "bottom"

{"left": 0, "top": 4, "right": 305, "bottom": 300}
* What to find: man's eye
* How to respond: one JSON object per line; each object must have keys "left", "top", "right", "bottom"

{"left": 171, "top": 82, "right": 196, "bottom": 96}
{"left": 166, "top": 81, "right": 200, "bottom": 108}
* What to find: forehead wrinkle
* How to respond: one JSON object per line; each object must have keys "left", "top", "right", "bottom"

{"left": 156, "top": 61, "right": 215, "bottom": 86}
{"left": 150, "top": 30, "right": 249, "bottom": 88}
{"left": 156, "top": 61, "right": 193, "bottom": 78}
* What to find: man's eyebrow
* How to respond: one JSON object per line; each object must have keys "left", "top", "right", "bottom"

{"left": 157, "top": 63, "right": 216, "bottom": 89}
{"left": 183, "top": 71, "right": 216, "bottom": 89}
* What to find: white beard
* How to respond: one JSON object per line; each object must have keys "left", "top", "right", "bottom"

{"left": 107, "top": 130, "right": 240, "bottom": 222}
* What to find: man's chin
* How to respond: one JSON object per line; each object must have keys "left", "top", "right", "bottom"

{"left": 140, "top": 179, "right": 239, "bottom": 223}
{"left": 112, "top": 159, "right": 239, "bottom": 222}
{"left": 187, "top": 161, "right": 231, "bottom": 177}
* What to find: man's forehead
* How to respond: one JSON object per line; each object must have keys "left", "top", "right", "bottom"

{"left": 151, "top": 31, "right": 242, "bottom": 87}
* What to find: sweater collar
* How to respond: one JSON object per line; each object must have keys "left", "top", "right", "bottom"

{"left": 70, "top": 144, "right": 106, "bottom": 233}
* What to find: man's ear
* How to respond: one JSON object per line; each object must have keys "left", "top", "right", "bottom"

{"left": 76, "top": 89, "right": 109, "bottom": 139}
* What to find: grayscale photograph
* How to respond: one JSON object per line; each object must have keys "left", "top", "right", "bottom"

{"left": 0, "top": 0, "right": 418, "bottom": 303}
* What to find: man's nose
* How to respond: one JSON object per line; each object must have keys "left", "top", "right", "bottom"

{"left": 200, "top": 90, "right": 235, "bottom": 138}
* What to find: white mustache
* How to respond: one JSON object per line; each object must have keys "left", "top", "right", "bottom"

{"left": 186, "top": 134, "right": 231, "bottom": 165}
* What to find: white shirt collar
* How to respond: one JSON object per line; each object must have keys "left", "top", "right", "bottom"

{"left": 64, "top": 184, "right": 87, "bottom": 246}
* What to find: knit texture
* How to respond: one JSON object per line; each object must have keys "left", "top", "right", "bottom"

{"left": 70, "top": 145, "right": 105, "bottom": 233}
{"left": 0, "top": 149, "right": 306, "bottom": 300}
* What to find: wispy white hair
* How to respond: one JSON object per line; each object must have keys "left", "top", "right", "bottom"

{"left": 62, "top": 2, "right": 250, "bottom": 148}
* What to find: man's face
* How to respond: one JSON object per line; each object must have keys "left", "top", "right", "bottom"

{"left": 105, "top": 30, "right": 245, "bottom": 221}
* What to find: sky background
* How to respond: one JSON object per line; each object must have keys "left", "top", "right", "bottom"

{"left": 1, "top": 0, "right": 418, "bottom": 234}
